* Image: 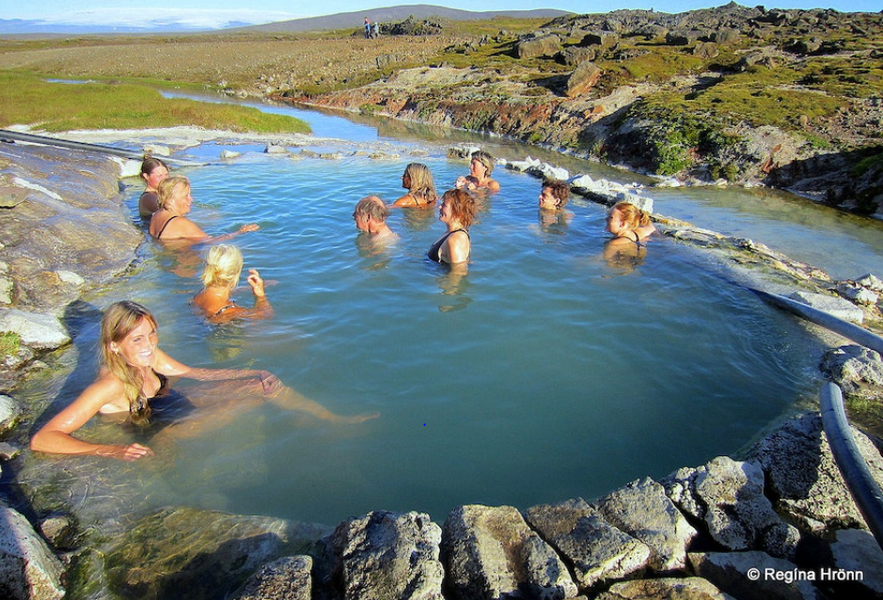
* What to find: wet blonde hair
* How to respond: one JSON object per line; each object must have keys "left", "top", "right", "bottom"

{"left": 201, "top": 244, "right": 244, "bottom": 291}
{"left": 101, "top": 301, "right": 157, "bottom": 427}
{"left": 403, "top": 163, "right": 437, "bottom": 204}
{"left": 156, "top": 176, "right": 190, "bottom": 210}
{"left": 610, "top": 201, "right": 651, "bottom": 229}
{"left": 471, "top": 151, "right": 495, "bottom": 176}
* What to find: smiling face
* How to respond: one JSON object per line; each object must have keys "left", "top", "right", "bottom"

{"left": 170, "top": 184, "right": 193, "bottom": 215}
{"left": 111, "top": 317, "right": 158, "bottom": 369}
{"left": 142, "top": 165, "right": 169, "bottom": 192}
{"left": 438, "top": 196, "right": 453, "bottom": 224}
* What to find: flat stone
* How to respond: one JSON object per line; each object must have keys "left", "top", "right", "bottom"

{"left": 788, "top": 291, "right": 865, "bottom": 324}
{"left": 524, "top": 498, "right": 650, "bottom": 588}
{"left": 0, "top": 309, "right": 70, "bottom": 350}
{"left": 442, "top": 504, "right": 578, "bottom": 600}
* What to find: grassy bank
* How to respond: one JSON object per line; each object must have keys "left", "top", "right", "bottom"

{"left": 0, "top": 70, "right": 311, "bottom": 133}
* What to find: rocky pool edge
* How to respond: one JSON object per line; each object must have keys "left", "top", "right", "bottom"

{"left": 1, "top": 131, "right": 883, "bottom": 600}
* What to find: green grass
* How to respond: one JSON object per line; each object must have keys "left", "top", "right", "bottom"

{"left": 0, "top": 70, "right": 310, "bottom": 133}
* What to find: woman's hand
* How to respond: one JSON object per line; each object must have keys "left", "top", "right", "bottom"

{"left": 97, "top": 443, "right": 154, "bottom": 461}
{"left": 239, "top": 223, "right": 260, "bottom": 233}
{"left": 247, "top": 269, "right": 266, "bottom": 297}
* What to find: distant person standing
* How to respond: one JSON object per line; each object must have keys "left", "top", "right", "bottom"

{"left": 373, "top": 21, "right": 380, "bottom": 38}
{"left": 364, "top": 17, "right": 371, "bottom": 39}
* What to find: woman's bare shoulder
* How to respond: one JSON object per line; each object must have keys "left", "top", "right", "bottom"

{"left": 392, "top": 194, "right": 416, "bottom": 207}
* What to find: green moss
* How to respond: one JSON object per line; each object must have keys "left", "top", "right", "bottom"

{"left": 0, "top": 331, "right": 20, "bottom": 358}
{"left": 845, "top": 394, "right": 883, "bottom": 444}
{"left": 853, "top": 149, "right": 883, "bottom": 177}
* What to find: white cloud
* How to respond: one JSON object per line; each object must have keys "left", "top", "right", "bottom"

{"left": 29, "top": 8, "right": 304, "bottom": 30}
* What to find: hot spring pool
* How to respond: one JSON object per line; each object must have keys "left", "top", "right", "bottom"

{"left": 42, "top": 147, "right": 824, "bottom": 526}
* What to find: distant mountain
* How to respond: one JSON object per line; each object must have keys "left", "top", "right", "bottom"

{"left": 218, "top": 5, "right": 573, "bottom": 34}
{"left": 0, "top": 18, "right": 246, "bottom": 36}
{"left": 0, "top": 5, "right": 572, "bottom": 36}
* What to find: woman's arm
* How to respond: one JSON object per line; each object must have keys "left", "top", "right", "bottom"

{"left": 203, "top": 223, "right": 260, "bottom": 244}
{"left": 153, "top": 347, "right": 281, "bottom": 394}
{"left": 163, "top": 218, "right": 259, "bottom": 244}
{"left": 30, "top": 378, "right": 154, "bottom": 461}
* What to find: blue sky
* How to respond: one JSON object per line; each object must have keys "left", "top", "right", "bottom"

{"left": 5, "top": 1, "right": 878, "bottom": 29}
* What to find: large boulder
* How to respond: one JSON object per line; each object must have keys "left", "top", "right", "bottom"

{"left": 319, "top": 510, "right": 444, "bottom": 600}
{"left": 0, "top": 144, "right": 142, "bottom": 313}
{"left": 517, "top": 35, "right": 562, "bottom": 59}
{"left": 442, "top": 504, "right": 577, "bottom": 600}
{"left": 594, "top": 477, "right": 697, "bottom": 572}
{"left": 0, "top": 505, "right": 65, "bottom": 600}
{"left": 747, "top": 413, "right": 883, "bottom": 533}
{"left": 565, "top": 62, "right": 602, "bottom": 98}
{"left": 523, "top": 498, "right": 650, "bottom": 589}
{"left": 663, "top": 456, "right": 799, "bottom": 559}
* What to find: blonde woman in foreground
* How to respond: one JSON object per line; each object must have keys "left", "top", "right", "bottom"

{"left": 191, "top": 245, "right": 273, "bottom": 324}
{"left": 30, "top": 301, "right": 377, "bottom": 461}
{"left": 149, "top": 176, "right": 260, "bottom": 244}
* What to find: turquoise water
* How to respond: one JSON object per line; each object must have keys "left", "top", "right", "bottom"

{"left": 58, "top": 149, "right": 824, "bottom": 526}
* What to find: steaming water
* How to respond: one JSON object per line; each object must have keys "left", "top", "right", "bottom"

{"left": 45, "top": 149, "right": 826, "bottom": 527}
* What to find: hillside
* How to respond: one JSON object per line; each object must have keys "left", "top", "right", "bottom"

{"left": 237, "top": 4, "right": 572, "bottom": 34}
{"left": 0, "top": 3, "right": 880, "bottom": 215}
{"left": 285, "top": 3, "right": 883, "bottom": 215}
